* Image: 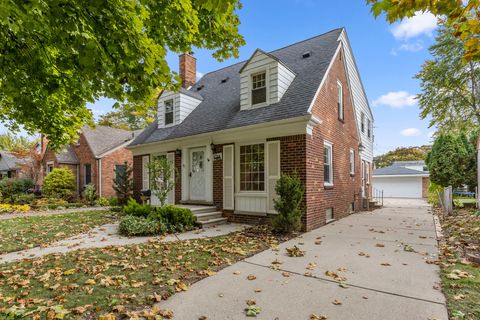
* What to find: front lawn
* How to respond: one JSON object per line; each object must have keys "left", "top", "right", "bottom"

{"left": 438, "top": 208, "right": 480, "bottom": 320}
{"left": 0, "top": 228, "right": 276, "bottom": 319}
{"left": 0, "top": 211, "right": 117, "bottom": 254}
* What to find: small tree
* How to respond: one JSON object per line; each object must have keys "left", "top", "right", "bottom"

{"left": 42, "top": 168, "right": 76, "bottom": 200}
{"left": 148, "top": 157, "right": 174, "bottom": 207}
{"left": 426, "top": 132, "right": 477, "bottom": 189}
{"left": 272, "top": 174, "right": 304, "bottom": 233}
{"left": 113, "top": 161, "right": 133, "bottom": 205}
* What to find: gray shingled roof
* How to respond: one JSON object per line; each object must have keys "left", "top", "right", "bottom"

{"left": 0, "top": 151, "right": 25, "bottom": 171}
{"left": 373, "top": 166, "right": 429, "bottom": 176}
{"left": 56, "top": 145, "right": 79, "bottom": 164}
{"left": 391, "top": 160, "right": 426, "bottom": 167}
{"left": 131, "top": 28, "right": 343, "bottom": 146}
{"left": 82, "top": 125, "right": 135, "bottom": 157}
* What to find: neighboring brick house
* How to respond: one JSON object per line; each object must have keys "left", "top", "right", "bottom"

{"left": 41, "top": 126, "right": 136, "bottom": 198}
{"left": 128, "top": 28, "right": 374, "bottom": 231}
{"left": 0, "top": 150, "right": 31, "bottom": 179}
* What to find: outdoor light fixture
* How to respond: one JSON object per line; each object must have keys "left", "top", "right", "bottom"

{"left": 210, "top": 142, "right": 215, "bottom": 152}
{"left": 175, "top": 149, "right": 182, "bottom": 156}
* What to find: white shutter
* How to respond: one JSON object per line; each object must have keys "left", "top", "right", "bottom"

{"left": 142, "top": 155, "right": 150, "bottom": 190}
{"left": 267, "top": 140, "right": 280, "bottom": 213}
{"left": 167, "top": 153, "right": 175, "bottom": 205}
{"left": 223, "top": 145, "right": 234, "bottom": 210}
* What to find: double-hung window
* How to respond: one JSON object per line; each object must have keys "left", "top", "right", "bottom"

{"left": 84, "top": 164, "right": 92, "bottom": 186}
{"left": 367, "top": 118, "right": 371, "bottom": 139}
{"left": 349, "top": 149, "right": 355, "bottom": 175}
{"left": 361, "top": 112, "right": 365, "bottom": 133}
{"left": 164, "top": 99, "right": 174, "bottom": 125}
{"left": 324, "top": 142, "right": 333, "bottom": 186}
{"left": 337, "top": 81, "right": 344, "bottom": 121}
{"left": 251, "top": 72, "right": 267, "bottom": 105}
{"left": 240, "top": 143, "right": 265, "bottom": 191}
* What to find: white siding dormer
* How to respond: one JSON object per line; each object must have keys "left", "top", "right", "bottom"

{"left": 240, "top": 49, "right": 295, "bottom": 110}
{"left": 157, "top": 90, "right": 202, "bottom": 128}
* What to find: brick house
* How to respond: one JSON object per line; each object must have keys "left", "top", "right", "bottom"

{"left": 0, "top": 150, "right": 31, "bottom": 179}
{"left": 41, "top": 126, "right": 136, "bottom": 198}
{"left": 129, "top": 28, "right": 374, "bottom": 231}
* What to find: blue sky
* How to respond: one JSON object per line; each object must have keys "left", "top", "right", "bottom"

{"left": 6, "top": 0, "right": 439, "bottom": 156}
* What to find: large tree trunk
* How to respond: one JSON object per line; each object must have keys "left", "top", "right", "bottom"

{"left": 478, "top": 134, "right": 480, "bottom": 208}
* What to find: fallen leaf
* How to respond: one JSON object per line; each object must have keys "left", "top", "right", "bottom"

{"left": 247, "top": 274, "right": 257, "bottom": 281}
{"left": 332, "top": 299, "right": 342, "bottom": 305}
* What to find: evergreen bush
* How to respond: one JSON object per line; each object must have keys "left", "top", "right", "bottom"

{"left": 271, "top": 174, "right": 304, "bottom": 233}
{"left": 42, "top": 168, "right": 76, "bottom": 200}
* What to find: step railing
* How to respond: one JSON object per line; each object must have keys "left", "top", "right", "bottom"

{"left": 372, "top": 188, "right": 384, "bottom": 207}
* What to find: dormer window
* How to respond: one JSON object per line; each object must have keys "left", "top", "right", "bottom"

{"left": 251, "top": 72, "right": 267, "bottom": 105}
{"left": 164, "top": 99, "right": 174, "bottom": 125}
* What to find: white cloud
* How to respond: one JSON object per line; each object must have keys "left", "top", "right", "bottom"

{"left": 400, "top": 128, "right": 422, "bottom": 137}
{"left": 372, "top": 91, "right": 417, "bottom": 108}
{"left": 391, "top": 11, "right": 437, "bottom": 40}
{"left": 196, "top": 71, "right": 204, "bottom": 80}
{"left": 398, "top": 42, "right": 424, "bottom": 52}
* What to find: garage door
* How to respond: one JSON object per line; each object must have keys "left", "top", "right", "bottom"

{"left": 372, "top": 176, "right": 422, "bottom": 198}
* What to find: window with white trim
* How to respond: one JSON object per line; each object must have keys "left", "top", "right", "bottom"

{"left": 337, "top": 81, "right": 344, "bottom": 121}
{"left": 361, "top": 112, "right": 365, "bottom": 133}
{"left": 349, "top": 149, "right": 355, "bottom": 175}
{"left": 367, "top": 118, "right": 371, "bottom": 139}
{"left": 240, "top": 143, "right": 265, "bottom": 191}
{"left": 164, "top": 99, "right": 174, "bottom": 125}
{"left": 251, "top": 72, "right": 267, "bottom": 105}
{"left": 324, "top": 142, "right": 333, "bottom": 185}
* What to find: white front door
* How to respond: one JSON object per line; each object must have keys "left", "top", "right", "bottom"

{"left": 189, "top": 147, "right": 206, "bottom": 200}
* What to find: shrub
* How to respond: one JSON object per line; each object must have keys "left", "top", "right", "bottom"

{"left": 118, "top": 215, "right": 165, "bottom": 236}
{"left": 108, "top": 197, "right": 119, "bottom": 207}
{"left": 0, "top": 178, "right": 35, "bottom": 203}
{"left": 427, "top": 182, "right": 443, "bottom": 205}
{"left": 42, "top": 168, "right": 76, "bottom": 200}
{"left": 83, "top": 184, "right": 97, "bottom": 204}
{"left": 150, "top": 205, "right": 196, "bottom": 232}
{"left": 12, "top": 193, "right": 36, "bottom": 205}
{"left": 271, "top": 174, "right": 304, "bottom": 233}
{"left": 32, "top": 198, "right": 68, "bottom": 206}
{"left": 95, "top": 197, "right": 110, "bottom": 207}
{"left": 0, "top": 204, "right": 31, "bottom": 214}
{"left": 122, "top": 198, "right": 152, "bottom": 218}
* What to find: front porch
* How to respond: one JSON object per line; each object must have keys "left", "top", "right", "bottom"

{"left": 177, "top": 204, "right": 227, "bottom": 228}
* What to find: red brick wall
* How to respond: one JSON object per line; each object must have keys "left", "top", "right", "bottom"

{"left": 212, "top": 144, "right": 229, "bottom": 209}
{"left": 100, "top": 147, "right": 133, "bottom": 198}
{"left": 305, "top": 49, "right": 361, "bottom": 231}
{"left": 422, "top": 177, "right": 429, "bottom": 198}
{"left": 174, "top": 153, "right": 182, "bottom": 204}
{"left": 133, "top": 155, "right": 145, "bottom": 202}
{"left": 71, "top": 134, "right": 97, "bottom": 196}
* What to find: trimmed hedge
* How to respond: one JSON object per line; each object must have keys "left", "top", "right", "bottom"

{"left": 119, "top": 199, "right": 197, "bottom": 236}
{"left": 119, "top": 215, "right": 165, "bottom": 236}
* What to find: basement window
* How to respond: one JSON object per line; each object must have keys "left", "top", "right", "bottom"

{"left": 251, "top": 71, "right": 267, "bottom": 105}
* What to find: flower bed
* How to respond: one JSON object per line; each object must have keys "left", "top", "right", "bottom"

{"left": 0, "top": 204, "right": 31, "bottom": 214}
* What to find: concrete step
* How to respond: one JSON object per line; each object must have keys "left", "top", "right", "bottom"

{"left": 195, "top": 211, "right": 223, "bottom": 222}
{"left": 180, "top": 205, "right": 218, "bottom": 215}
{"left": 198, "top": 217, "right": 228, "bottom": 228}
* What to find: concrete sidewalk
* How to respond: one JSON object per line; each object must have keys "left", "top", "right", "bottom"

{"left": 159, "top": 198, "right": 448, "bottom": 320}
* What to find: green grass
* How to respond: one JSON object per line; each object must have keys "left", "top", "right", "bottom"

{"left": 0, "top": 231, "right": 271, "bottom": 319}
{"left": 441, "top": 263, "right": 480, "bottom": 320}
{"left": 0, "top": 211, "right": 117, "bottom": 254}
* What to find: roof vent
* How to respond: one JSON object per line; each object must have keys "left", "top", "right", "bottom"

{"left": 196, "top": 84, "right": 204, "bottom": 91}
{"left": 221, "top": 77, "right": 230, "bottom": 83}
{"left": 302, "top": 51, "right": 311, "bottom": 58}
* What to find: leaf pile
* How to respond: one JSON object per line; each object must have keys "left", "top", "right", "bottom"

{"left": 0, "top": 231, "right": 268, "bottom": 319}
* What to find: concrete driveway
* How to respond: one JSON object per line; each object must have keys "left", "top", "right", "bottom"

{"left": 159, "top": 198, "right": 448, "bottom": 320}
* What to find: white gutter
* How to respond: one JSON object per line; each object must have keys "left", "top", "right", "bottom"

{"left": 373, "top": 174, "right": 430, "bottom": 178}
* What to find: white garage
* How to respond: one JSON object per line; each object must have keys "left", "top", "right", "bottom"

{"left": 372, "top": 161, "right": 429, "bottom": 199}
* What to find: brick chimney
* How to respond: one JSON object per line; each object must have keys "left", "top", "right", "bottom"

{"left": 179, "top": 52, "right": 196, "bottom": 88}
